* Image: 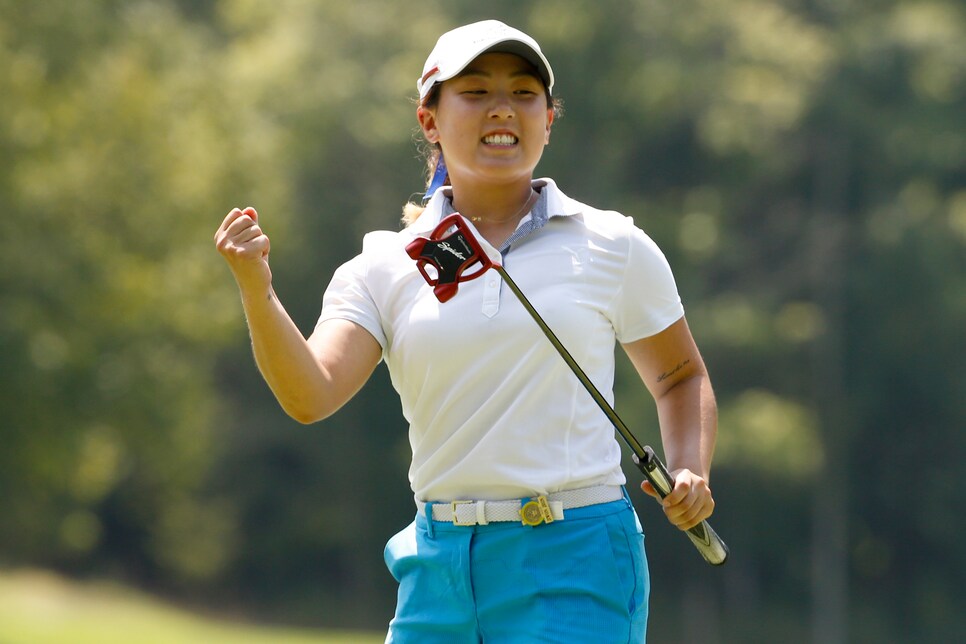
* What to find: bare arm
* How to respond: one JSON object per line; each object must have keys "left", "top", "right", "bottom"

{"left": 622, "top": 316, "right": 717, "bottom": 530}
{"left": 215, "top": 207, "right": 381, "bottom": 424}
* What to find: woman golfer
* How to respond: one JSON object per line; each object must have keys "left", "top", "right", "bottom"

{"left": 215, "top": 20, "right": 718, "bottom": 643}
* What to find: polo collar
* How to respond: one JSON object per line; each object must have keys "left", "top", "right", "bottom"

{"left": 412, "top": 178, "right": 583, "bottom": 236}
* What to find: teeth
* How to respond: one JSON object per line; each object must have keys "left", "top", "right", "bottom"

{"left": 483, "top": 134, "right": 517, "bottom": 145}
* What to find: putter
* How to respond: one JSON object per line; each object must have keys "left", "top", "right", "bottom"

{"left": 406, "top": 214, "right": 729, "bottom": 566}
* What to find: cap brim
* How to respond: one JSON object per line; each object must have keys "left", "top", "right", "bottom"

{"left": 475, "top": 40, "right": 554, "bottom": 91}
{"left": 421, "top": 39, "right": 554, "bottom": 101}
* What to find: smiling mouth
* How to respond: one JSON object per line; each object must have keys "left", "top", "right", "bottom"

{"left": 482, "top": 133, "right": 518, "bottom": 145}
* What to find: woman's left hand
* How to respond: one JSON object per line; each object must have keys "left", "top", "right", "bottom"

{"left": 641, "top": 469, "right": 715, "bottom": 531}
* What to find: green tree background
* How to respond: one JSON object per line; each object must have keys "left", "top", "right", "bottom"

{"left": 1, "top": 1, "right": 963, "bottom": 641}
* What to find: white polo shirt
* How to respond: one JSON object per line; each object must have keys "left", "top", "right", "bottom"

{"left": 317, "top": 178, "right": 684, "bottom": 502}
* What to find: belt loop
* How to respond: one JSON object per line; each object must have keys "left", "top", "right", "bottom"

{"left": 424, "top": 502, "right": 436, "bottom": 539}
{"left": 476, "top": 500, "right": 488, "bottom": 526}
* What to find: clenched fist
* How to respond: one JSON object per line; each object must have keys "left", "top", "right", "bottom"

{"left": 214, "top": 207, "right": 272, "bottom": 293}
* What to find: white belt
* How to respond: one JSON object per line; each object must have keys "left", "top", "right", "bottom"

{"left": 416, "top": 485, "right": 623, "bottom": 527}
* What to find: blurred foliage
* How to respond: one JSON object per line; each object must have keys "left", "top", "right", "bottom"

{"left": 0, "top": 0, "right": 287, "bottom": 584}
{"left": 1, "top": 0, "right": 963, "bottom": 641}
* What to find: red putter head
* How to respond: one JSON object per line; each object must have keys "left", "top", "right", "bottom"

{"left": 405, "top": 214, "right": 497, "bottom": 302}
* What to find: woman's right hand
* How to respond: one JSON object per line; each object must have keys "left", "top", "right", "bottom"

{"left": 214, "top": 207, "right": 272, "bottom": 293}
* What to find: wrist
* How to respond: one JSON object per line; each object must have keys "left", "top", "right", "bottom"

{"left": 237, "top": 278, "right": 274, "bottom": 309}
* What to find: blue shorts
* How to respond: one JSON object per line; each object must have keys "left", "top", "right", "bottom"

{"left": 384, "top": 490, "right": 649, "bottom": 643}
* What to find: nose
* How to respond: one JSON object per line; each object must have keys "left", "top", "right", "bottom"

{"left": 488, "top": 92, "right": 515, "bottom": 120}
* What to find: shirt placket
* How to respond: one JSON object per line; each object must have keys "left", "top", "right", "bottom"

{"left": 480, "top": 208, "right": 552, "bottom": 318}
{"left": 481, "top": 270, "right": 502, "bottom": 318}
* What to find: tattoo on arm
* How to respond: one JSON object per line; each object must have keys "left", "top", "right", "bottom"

{"left": 657, "top": 359, "right": 690, "bottom": 383}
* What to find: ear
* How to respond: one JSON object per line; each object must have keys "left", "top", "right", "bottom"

{"left": 417, "top": 106, "right": 439, "bottom": 144}
{"left": 544, "top": 107, "right": 554, "bottom": 144}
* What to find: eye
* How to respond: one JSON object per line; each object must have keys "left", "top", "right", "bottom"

{"left": 512, "top": 79, "right": 544, "bottom": 96}
{"left": 455, "top": 85, "right": 487, "bottom": 96}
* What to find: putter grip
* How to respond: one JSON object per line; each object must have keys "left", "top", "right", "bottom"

{"left": 634, "top": 447, "right": 729, "bottom": 566}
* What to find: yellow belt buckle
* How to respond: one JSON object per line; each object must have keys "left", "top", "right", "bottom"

{"left": 520, "top": 495, "right": 555, "bottom": 526}
{"left": 451, "top": 500, "right": 475, "bottom": 526}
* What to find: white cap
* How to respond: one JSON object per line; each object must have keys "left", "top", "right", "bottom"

{"left": 417, "top": 20, "right": 554, "bottom": 103}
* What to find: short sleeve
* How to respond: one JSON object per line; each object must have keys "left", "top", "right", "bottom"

{"left": 610, "top": 223, "right": 685, "bottom": 343}
{"left": 315, "top": 253, "right": 388, "bottom": 350}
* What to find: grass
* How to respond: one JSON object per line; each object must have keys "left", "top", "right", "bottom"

{"left": 0, "top": 569, "right": 384, "bottom": 644}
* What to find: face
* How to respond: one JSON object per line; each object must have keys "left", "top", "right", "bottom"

{"left": 417, "top": 52, "right": 554, "bottom": 188}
